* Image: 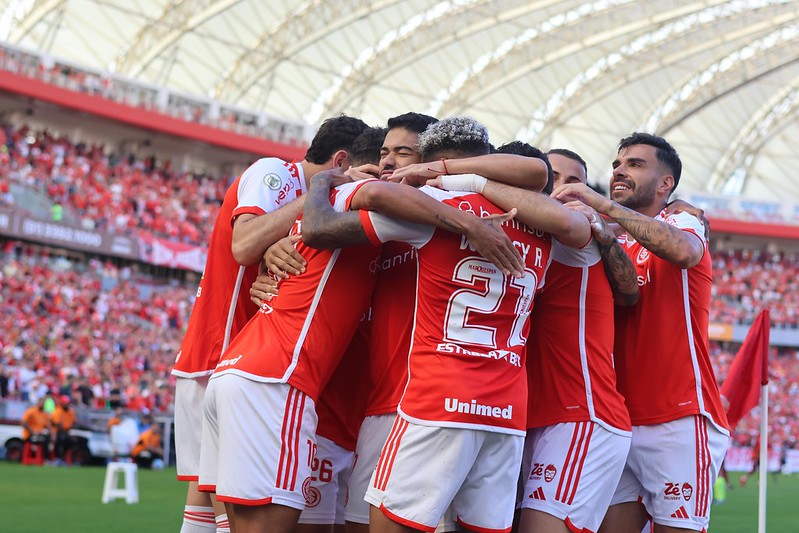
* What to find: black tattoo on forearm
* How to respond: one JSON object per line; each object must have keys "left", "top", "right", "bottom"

{"left": 611, "top": 204, "right": 692, "bottom": 259}
{"left": 598, "top": 240, "right": 638, "bottom": 306}
{"left": 302, "top": 178, "right": 368, "bottom": 249}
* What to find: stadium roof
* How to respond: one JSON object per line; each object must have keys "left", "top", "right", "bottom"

{"left": 1, "top": 0, "right": 798, "bottom": 202}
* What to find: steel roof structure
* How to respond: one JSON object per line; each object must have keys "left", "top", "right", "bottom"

{"left": 1, "top": 0, "right": 798, "bottom": 200}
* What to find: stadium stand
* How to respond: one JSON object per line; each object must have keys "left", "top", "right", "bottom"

{"left": 712, "top": 341, "right": 799, "bottom": 452}
{"left": 0, "top": 43, "right": 309, "bottom": 148}
{"left": 0, "top": 239, "right": 190, "bottom": 413}
{"left": 0, "top": 45, "right": 796, "bottom": 481}
{"left": 1, "top": 122, "right": 227, "bottom": 245}
{"left": 712, "top": 249, "right": 799, "bottom": 328}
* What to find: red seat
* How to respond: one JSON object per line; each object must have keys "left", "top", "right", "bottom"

{"left": 22, "top": 441, "right": 46, "bottom": 466}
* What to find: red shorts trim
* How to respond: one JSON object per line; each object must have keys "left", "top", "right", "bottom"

{"left": 215, "top": 494, "right": 274, "bottom": 506}
{"left": 176, "top": 474, "right": 198, "bottom": 482}
{"left": 197, "top": 484, "right": 216, "bottom": 493}
{"left": 379, "top": 504, "right": 435, "bottom": 533}
{"left": 456, "top": 516, "right": 511, "bottom": 533}
{"left": 564, "top": 516, "right": 594, "bottom": 533}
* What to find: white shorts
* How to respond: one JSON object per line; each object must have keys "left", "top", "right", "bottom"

{"left": 609, "top": 415, "right": 729, "bottom": 531}
{"left": 298, "top": 435, "right": 355, "bottom": 525}
{"left": 345, "top": 413, "right": 395, "bottom": 524}
{"left": 175, "top": 376, "right": 209, "bottom": 481}
{"left": 365, "top": 416, "right": 523, "bottom": 533}
{"left": 198, "top": 374, "right": 318, "bottom": 509}
{"left": 520, "top": 422, "right": 631, "bottom": 533}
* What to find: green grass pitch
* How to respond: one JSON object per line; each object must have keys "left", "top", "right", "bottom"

{"left": 1, "top": 463, "right": 797, "bottom": 532}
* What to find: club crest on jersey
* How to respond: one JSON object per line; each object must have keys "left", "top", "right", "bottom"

{"left": 636, "top": 248, "right": 650, "bottom": 265}
{"left": 264, "top": 173, "right": 282, "bottom": 190}
{"left": 544, "top": 464, "right": 557, "bottom": 483}
{"left": 302, "top": 477, "right": 321, "bottom": 507}
{"left": 681, "top": 482, "right": 693, "bottom": 501}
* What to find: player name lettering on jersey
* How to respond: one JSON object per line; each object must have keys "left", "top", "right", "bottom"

{"left": 444, "top": 398, "right": 513, "bottom": 420}
{"left": 369, "top": 246, "right": 417, "bottom": 274}
{"left": 459, "top": 235, "right": 545, "bottom": 267}
{"left": 436, "top": 343, "right": 522, "bottom": 367}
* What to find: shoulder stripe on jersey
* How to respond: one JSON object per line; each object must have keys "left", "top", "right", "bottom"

{"left": 682, "top": 269, "right": 706, "bottom": 415}
{"left": 577, "top": 266, "right": 597, "bottom": 423}
{"left": 360, "top": 210, "right": 381, "bottom": 246}
{"left": 231, "top": 205, "right": 266, "bottom": 227}
{"left": 281, "top": 249, "right": 342, "bottom": 382}
{"left": 222, "top": 266, "right": 246, "bottom": 353}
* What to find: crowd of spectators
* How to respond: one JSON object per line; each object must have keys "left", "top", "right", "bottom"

{"left": 711, "top": 249, "right": 799, "bottom": 327}
{"left": 711, "top": 341, "right": 799, "bottom": 450}
{"left": 0, "top": 240, "right": 194, "bottom": 414}
{"left": 0, "top": 44, "right": 308, "bottom": 146}
{"left": 0, "top": 122, "right": 229, "bottom": 245}
{"left": 0, "top": 237, "right": 797, "bottom": 456}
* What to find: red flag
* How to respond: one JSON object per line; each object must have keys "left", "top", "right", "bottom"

{"left": 721, "top": 309, "right": 770, "bottom": 429}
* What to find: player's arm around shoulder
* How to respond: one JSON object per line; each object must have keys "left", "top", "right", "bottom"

{"left": 566, "top": 202, "right": 639, "bottom": 306}
{"left": 300, "top": 170, "right": 370, "bottom": 250}
{"left": 439, "top": 174, "right": 591, "bottom": 249}
{"left": 552, "top": 182, "right": 704, "bottom": 269}
{"left": 607, "top": 206, "right": 706, "bottom": 269}
{"left": 231, "top": 158, "right": 306, "bottom": 266}
{"left": 353, "top": 180, "right": 525, "bottom": 277}
{"left": 390, "top": 153, "right": 548, "bottom": 191}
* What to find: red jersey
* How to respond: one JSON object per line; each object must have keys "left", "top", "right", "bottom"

{"left": 364, "top": 242, "right": 417, "bottom": 416}
{"left": 316, "top": 320, "right": 372, "bottom": 451}
{"left": 361, "top": 187, "right": 552, "bottom": 435}
{"left": 614, "top": 210, "right": 728, "bottom": 432}
{"left": 527, "top": 240, "right": 631, "bottom": 433}
{"left": 173, "top": 158, "right": 305, "bottom": 378}
{"left": 211, "top": 181, "right": 380, "bottom": 401}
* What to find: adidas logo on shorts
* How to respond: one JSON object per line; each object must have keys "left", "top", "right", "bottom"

{"left": 670, "top": 506, "right": 689, "bottom": 519}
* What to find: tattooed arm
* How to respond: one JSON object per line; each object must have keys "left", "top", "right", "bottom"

{"left": 564, "top": 201, "right": 638, "bottom": 306}
{"left": 302, "top": 170, "right": 525, "bottom": 277}
{"left": 598, "top": 239, "right": 639, "bottom": 305}
{"left": 604, "top": 203, "right": 704, "bottom": 268}
{"left": 301, "top": 172, "right": 368, "bottom": 249}
{"left": 552, "top": 183, "right": 704, "bottom": 269}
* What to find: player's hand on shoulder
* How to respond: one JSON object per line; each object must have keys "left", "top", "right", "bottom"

{"left": 564, "top": 201, "right": 615, "bottom": 246}
{"left": 552, "top": 182, "right": 608, "bottom": 211}
{"left": 311, "top": 169, "right": 352, "bottom": 189}
{"left": 389, "top": 161, "right": 445, "bottom": 186}
{"left": 345, "top": 164, "right": 379, "bottom": 181}
{"left": 666, "top": 199, "right": 710, "bottom": 240}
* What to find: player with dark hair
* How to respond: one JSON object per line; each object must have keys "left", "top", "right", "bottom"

{"left": 547, "top": 148, "right": 587, "bottom": 187}
{"left": 340, "top": 117, "right": 548, "bottom": 533}
{"left": 553, "top": 133, "right": 729, "bottom": 533}
{"left": 516, "top": 147, "right": 637, "bottom": 533}
{"left": 497, "top": 141, "right": 554, "bottom": 194}
{"left": 378, "top": 112, "right": 439, "bottom": 181}
{"left": 349, "top": 127, "right": 388, "bottom": 169}
{"left": 173, "top": 115, "right": 367, "bottom": 533}
{"left": 198, "top": 116, "right": 526, "bottom": 533}
{"left": 296, "top": 116, "right": 586, "bottom": 532}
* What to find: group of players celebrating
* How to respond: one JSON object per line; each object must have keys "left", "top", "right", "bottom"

{"left": 170, "top": 112, "right": 729, "bottom": 533}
